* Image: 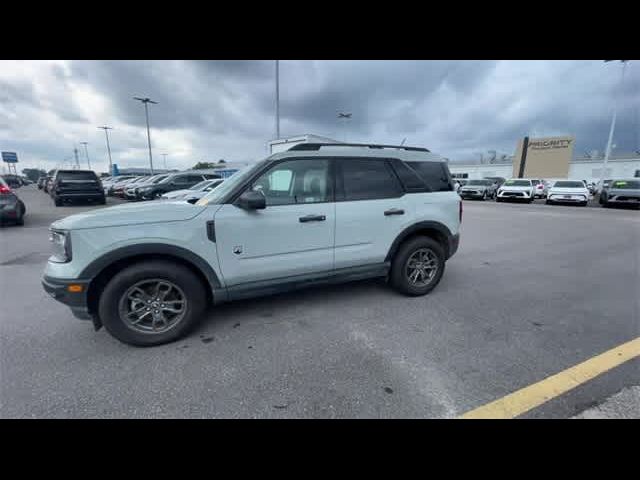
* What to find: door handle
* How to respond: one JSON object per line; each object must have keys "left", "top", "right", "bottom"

{"left": 384, "top": 208, "right": 405, "bottom": 216}
{"left": 299, "top": 215, "right": 326, "bottom": 223}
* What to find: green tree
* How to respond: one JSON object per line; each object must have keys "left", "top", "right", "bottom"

{"left": 192, "top": 162, "right": 216, "bottom": 170}
{"left": 22, "top": 168, "right": 46, "bottom": 182}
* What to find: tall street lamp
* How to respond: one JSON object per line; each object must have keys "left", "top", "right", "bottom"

{"left": 80, "top": 142, "right": 91, "bottom": 170}
{"left": 601, "top": 60, "right": 629, "bottom": 184}
{"left": 98, "top": 126, "right": 114, "bottom": 174}
{"left": 275, "top": 60, "right": 280, "bottom": 140}
{"left": 161, "top": 153, "right": 168, "bottom": 170}
{"left": 134, "top": 96, "right": 158, "bottom": 175}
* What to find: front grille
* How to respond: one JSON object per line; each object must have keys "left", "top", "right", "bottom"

{"left": 503, "top": 191, "right": 524, "bottom": 197}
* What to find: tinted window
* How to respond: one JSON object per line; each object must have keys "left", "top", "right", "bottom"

{"left": 466, "top": 180, "right": 492, "bottom": 186}
{"left": 251, "top": 159, "right": 331, "bottom": 206}
{"left": 57, "top": 171, "right": 98, "bottom": 182}
{"left": 203, "top": 174, "right": 222, "bottom": 179}
{"left": 554, "top": 181, "right": 585, "bottom": 188}
{"left": 390, "top": 160, "right": 428, "bottom": 191}
{"left": 611, "top": 180, "right": 640, "bottom": 189}
{"left": 341, "top": 159, "right": 402, "bottom": 201}
{"left": 407, "top": 162, "right": 453, "bottom": 191}
{"left": 174, "top": 175, "right": 203, "bottom": 185}
{"left": 504, "top": 180, "right": 531, "bottom": 186}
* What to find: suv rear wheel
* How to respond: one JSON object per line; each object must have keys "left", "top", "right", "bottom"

{"left": 98, "top": 260, "right": 207, "bottom": 346}
{"left": 390, "top": 236, "right": 445, "bottom": 296}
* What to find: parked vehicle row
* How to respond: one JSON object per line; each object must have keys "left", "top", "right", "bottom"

{"left": 460, "top": 176, "right": 639, "bottom": 209}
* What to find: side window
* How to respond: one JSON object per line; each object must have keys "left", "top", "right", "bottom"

{"left": 407, "top": 162, "right": 454, "bottom": 192}
{"left": 203, "top": 174, "right": 221, "bottom": 180}
{"left": 340, "top": 159, "right": 402, "bottom": 201}
{"left": 251, "top": 159, "right": 331, "bottom": 206}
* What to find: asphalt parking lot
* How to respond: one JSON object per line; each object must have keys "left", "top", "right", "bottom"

{"left": 1, "top": 186, "right": 638, "bottom": 418}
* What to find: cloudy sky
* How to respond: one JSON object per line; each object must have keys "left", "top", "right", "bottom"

{"left": 1, "top": 60, "right": 638, "bottom": 173}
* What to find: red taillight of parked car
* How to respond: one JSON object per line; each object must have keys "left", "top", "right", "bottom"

{"left": 0, "top": 184, "right": 12, "bottom": 195}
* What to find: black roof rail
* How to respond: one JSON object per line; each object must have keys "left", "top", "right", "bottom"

{"left": 287, "top": 142, "right": 430, "bottom": 153}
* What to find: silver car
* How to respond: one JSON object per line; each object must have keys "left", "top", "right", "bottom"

{"left": 599, "top": 179, "right": 640, "bottom": 209}
{"left": 458, "top": 179, "right": 495, "bottom": 200}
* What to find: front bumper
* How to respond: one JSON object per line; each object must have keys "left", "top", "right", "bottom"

{"left": 459, "top": 190, "right": 486, "bottom": 199}
{"left": 497, "top": 190, "right": 532, "bottom": 200}
{"left": 548, "top": 194, "right": 587, "bottom": 203}
{"left": 41, "top": 275, "right": 92, "bottom": 320}
{"left": 607, "top": 195, "right": 640, "bottom": 204}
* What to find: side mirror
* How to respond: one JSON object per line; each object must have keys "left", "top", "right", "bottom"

{"left": 238, "top": 190, "right": 266, "bottom": 210}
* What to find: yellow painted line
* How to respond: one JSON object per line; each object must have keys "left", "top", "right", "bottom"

{"left": 459, "top": 337, "right": 640, "bottom": 419}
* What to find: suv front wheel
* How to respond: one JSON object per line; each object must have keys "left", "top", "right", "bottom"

{"left": 98, "top": 260, "right": 207, "bottom": 346}
{"left": 390, "top": 236, "right": 445, "bottom": 296}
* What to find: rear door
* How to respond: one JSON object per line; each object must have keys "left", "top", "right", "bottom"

{"left": 334, "top": 158, "right": 414, "bottom": 269}
{"left": 56, "top": 171, "right": 101, "bottom": 194}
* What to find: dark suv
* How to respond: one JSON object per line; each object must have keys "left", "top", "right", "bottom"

{"left": 136, "top": 171, "right": 221, "bottom": 200}
{"left": 51, "top": 170, "right": 106, "bottom": 207}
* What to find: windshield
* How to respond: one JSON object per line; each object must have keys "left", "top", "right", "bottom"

{"left": 190, "top": 180, "right": 213, "bottom": 191}
{"left": 196, "top": 161, "right": 264, "bottom": 206}
{"left": 466, "top": 180, "right": 492, "bottom": 186}
{"left": 553, "top": 181, "right": 585, "bottom": 188}
{"left": 611, "top": 180, "right": 640, "bottom": 189}
{"left": 504, "top": 180, "right": 530, "bottom": 186}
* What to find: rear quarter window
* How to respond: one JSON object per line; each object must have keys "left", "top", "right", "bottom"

{"left": 406, "top": 161, "right": 454, "bottom": 192}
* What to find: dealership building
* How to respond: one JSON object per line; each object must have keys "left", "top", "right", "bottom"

{"left": 448, "top": 136, "right": 640, "bottom": 183}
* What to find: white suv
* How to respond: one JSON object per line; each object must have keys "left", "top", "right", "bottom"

{"left": 496, "top": 178, "right": 535, "bottom": 203}
{"left": 42, "top": 143, "right": 462, "bottom": 346}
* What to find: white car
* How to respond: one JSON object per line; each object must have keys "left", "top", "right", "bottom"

{"left": 545, "top": 180, "right": 589, "bottom": 206}
{"left": 42, "top": 142, "right": 461, "bottom": 346}
{"left": 161, "top": 179, "right": 224, "bottom": 201}
{"left": 495, "top": 179, "right": 535, "bottom": 203}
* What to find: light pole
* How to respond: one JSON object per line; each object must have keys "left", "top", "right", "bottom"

{"left": 601, "top": 60, "right": 629, "bottom": 184}
{"left": 80, "top": 142, "right": 91, "bottom": 170}
{"left": 134, "top": 96, "right": 158, "bottom": 175}
{"left": 275, "top": 60, "right": 280, "bottom": 140}
{"left": 98, "top": 126, "right": 114, "bottom": 174}
{"left": 161, "top": 153, "right": 168, "bottom": 170}
{"left": 73, "top": 146, "right": 80, "bottom": 168}
{"left": 338, "top": 112, "right": 352, "bottom": 142}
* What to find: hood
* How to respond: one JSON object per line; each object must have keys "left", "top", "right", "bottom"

{"left": 51, "top": 201, "right": 209, "bottom": 231}
{"left": 549, "top": 187, "right": 588, "bottom": 195}
{"left": 500, "top": 185, "right": 531, "bottom": 192}
{"left": 608, "top": 187, "right": 640, "bottom": 195}
{"left": 163, "top": 189, "right": 193, "bottom": 198}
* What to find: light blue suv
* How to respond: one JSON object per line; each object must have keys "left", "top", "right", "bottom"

{"left": 42, "top": 143, "right": 462, "bottom": 346}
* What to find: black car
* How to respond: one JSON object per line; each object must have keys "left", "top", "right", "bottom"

{"left": 50, "top": 170, "right": 106, "bottom": 206}
{"left": 0, "top": 177, "right": 26, "bottom": 225}
{"left": 135, "top": 171, "right": 221, "bottom": 200}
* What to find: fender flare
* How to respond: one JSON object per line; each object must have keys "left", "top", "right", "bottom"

{"left": 385, "top": 221, "right": 454, "bottom": 262}
{"left": 79, "top": 243, "right": 222, "bottom": 290}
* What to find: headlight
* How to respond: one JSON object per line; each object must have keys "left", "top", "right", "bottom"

{"left": 49, "top": 229, "right": 72, "bottom": 263}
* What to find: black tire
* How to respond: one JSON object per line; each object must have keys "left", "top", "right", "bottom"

{"left": 482, "top": 191, "right": 487, "bottom": 201}
{"left": 98, "top": 197, "right": 107, "bottom": 205}
{"left": 545, "top": 200, "right": 552, "bottom": 205}
{"left": 390, "top": 236, "right": 446, "bottom": 297}
{"left": 527, "top": 198, "right": 534, "bottom": 204}
{"left": 54, "top": 198, "right": 62, "bottom": 207}
{"left": 98, "top": 260, "right": 207, "bottom": 346}
{"left": 580, "top": 201, "right": 588, "bottom": 207}
{"left": 496, "top": 197, "right": 503, "bottom": 203}
{"left": 15, "top": 204, "right": 25, "bottom": 225}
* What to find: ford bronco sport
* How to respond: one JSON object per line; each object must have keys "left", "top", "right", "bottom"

{"left": 42, "top": 143, "right": 462, "bottom": 346}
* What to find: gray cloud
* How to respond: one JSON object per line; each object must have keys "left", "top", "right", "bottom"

{"left": 1, "top": 60, "right": 639, "bottom": 173}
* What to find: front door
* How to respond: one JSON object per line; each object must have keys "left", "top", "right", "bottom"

{"left": 214, "top": 158, "right": 335, "bottom": 287}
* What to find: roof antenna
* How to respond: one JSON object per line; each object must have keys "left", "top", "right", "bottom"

{"left": 400, "top": 138, "right": 407, "bottom": 146}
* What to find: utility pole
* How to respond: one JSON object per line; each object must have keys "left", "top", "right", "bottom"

{"left": 80, "top": 142, "right": 91, "bottom": 169}
{"left": 98, "top": 126, "right": 114, "bottom": 174}
{"left": 275, "top": 60, "right": 280, "bottom": 140}
{"left": 133, "top": 96, "right": 158, "bottom": 175}
{"left": 73, "top": 146, "right": 80, "bottom": 168}
{"left": 601, "top": 60, "right": 629, "bottom": 184}
{"left": 161, "top": 153, "right": 168, "bottom": 170}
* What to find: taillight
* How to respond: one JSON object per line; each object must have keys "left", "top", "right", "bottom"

{"left": 459, "top": 200, "right": 463, "bottom": 223}
{"left": 0, "top": 185, "right": 12, "bottom": 195}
